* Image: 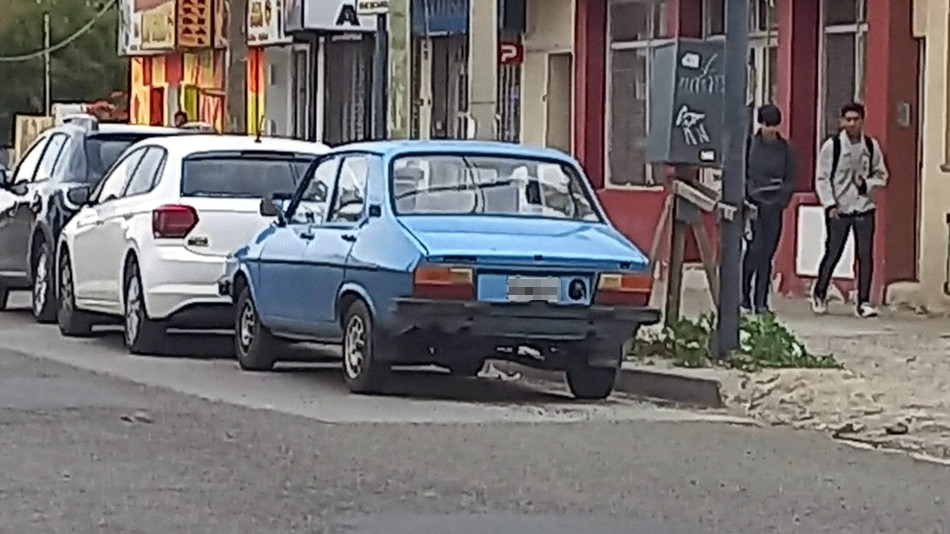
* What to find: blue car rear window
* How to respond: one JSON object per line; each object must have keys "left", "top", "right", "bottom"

{"left": 392, "top": 155, "right": 603, "bottom": 222}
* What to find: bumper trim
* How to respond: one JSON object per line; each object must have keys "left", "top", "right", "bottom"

{"left": 391, "top": 298, "right": 661, "bottom": 325}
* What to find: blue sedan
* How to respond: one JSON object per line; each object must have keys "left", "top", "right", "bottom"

{"left": 219, "top": 140, "right": 660, "bottom": 399}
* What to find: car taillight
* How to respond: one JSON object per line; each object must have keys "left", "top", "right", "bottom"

{"left": 152, "top": 204, "right": 198, "bottom": 239}
{"left": 594, "top": 272, "right": 652, "bottom": 306}
{"left": 412, "top": 264, "right": 474, "bottom": 300}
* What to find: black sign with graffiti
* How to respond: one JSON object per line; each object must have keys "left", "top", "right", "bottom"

{"left": 647, "top": 39, "right": 726, "bottom": 167}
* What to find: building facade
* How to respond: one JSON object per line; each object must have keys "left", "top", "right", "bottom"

{"left": 911, "top": 0, "right": 950, "bottom": 311}
{"left": 568, "top": 0, "right": 921, "bottom": 305}
{"left": 121, "top": 0, "right": 228, "bottom": 129}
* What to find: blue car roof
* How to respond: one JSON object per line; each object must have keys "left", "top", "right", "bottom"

{"left": 329, "top": 139, "right": 578, "bottom": 163}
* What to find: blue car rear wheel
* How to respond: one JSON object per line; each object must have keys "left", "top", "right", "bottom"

{"left": 342, "top": 299, "right": 389, "bottom": 394}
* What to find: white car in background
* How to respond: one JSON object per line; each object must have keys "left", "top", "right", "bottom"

{"left": 56, "top": 135, "right": 329, "bottom": 354}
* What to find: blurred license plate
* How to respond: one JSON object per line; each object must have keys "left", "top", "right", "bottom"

{"left": 507, "top": 276, "right": 560, "bottom": 302}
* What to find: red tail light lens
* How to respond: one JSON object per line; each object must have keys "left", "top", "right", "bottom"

{"left": 152, "top": 204, "right": 198, "bottom": 238}
{"left": 412, "top": 264, "right": 474, "bottom": 300}
{"left": 594, "top": 272, "right": 653, "bottom": 306}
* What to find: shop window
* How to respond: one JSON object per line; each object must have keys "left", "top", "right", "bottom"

{"left": 820, "top": 0, "right": 867, "bottom": 140}
{"left": 606, "top": 0, "right": 670, "bottom": 188}
{"left": 703, "top": 0, "right": 778, "bottom": 37}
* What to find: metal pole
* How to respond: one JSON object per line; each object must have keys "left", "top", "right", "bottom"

{"left": 43, "top": 11, "right": 50, "bottom": 117}
{"left": 373, "top": 13, "right": 389, "bottom": 139}
{"left": 716, "top": 0, "right": 749, "bottom": 359}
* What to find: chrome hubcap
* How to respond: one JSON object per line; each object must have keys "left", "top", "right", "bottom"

{"left": 125, "top": 275, "right": 141, "bottom": 345}
{"left": 33, "top": 250, "right": 48, "bottom": 315}
{"left": 343, "top": 315, "right": 366, "bottom": 379}
{"left": 238, "top": 301, "right": 256, "bottom": 352}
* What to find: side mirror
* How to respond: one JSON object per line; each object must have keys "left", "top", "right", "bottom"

{"left": 65, "top": 186, "right": 91, "bottom": 207}
{"left": 259, "top": 197, "right": 281, "bottom": 217}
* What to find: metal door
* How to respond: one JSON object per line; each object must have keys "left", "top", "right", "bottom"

{"left": 429, "top": 35, "right": 468, "bottom": 139}
{"left": 323, "top": 35, "right": 373, "bottom": 145}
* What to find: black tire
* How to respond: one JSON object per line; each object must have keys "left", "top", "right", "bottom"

{"left": 566, "top": 363, "right": 617, "bottom": 400}
{"left": 234, "top": 286, "right": 278, "bottom": 371}
{"left": 0, "top": 286, "right": 8, "bottom": 311}
{"left": 123, "top": 259, "right": 165, "bottom": 355}
{"left": 57, "top": 250, "right": 94, "bottom": 337}
{"left": 341, "top": 299, "right": 390, "bottom": 394}
{"left": 31, "top": 241, "right": 56, "bottom": 323}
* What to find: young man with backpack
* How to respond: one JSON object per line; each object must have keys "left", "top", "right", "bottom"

{"left": 812, "top": 102, "right": 889, "bottom": 318}
{"left": 741, "top": 104, "right": 796, "bottom": 314}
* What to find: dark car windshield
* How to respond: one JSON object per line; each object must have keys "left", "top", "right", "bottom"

{"left": 84, "top": 133, "right": 172, "bottom": 184}
{"left": 181, "top": 151, "right": 316, "bottom": 198}
{"left": 392, "top": 155, "right": 603, "bottom": 222}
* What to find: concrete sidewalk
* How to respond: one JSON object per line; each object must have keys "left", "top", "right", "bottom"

{"left": 637, "top": 274, "right": 950, "bottom": 459}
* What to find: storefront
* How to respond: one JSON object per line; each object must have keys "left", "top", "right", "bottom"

{"left": 121, "top": 0, "right": 227, "bottom": 130}
{"left": 246, "top": 0, "right": 299, "bottom": 136}
{"left": 287, "top": 0, "right": 378, "bottom": 144}
{"left": 574, "top": 0, "right": 920, "bottom": 303}
{"left": 409, "top": 0, "right": 525, "bottom": 141}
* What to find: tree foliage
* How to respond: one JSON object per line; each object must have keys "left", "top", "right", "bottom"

{"left": 0, "top": 0, "right": 128, "bottom": 145}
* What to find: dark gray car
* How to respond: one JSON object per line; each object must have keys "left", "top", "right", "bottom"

{"left": 0, "top": 116, "right": 189, "bottom": 321}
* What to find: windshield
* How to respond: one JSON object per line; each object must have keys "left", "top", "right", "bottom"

{"left": 83, "top": 134, "right": 166, "bottom": 184}
{"left": 391, "top": 155, "right": 602, "bottom": 222}
{"left": 181, "top": 151, "right": 316, "bottom": 198}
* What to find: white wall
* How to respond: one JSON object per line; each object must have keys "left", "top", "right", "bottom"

{"left": 520, "top": 0, "right": 574, "bottom": 147}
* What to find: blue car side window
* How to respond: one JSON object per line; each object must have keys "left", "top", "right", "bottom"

{"left": 290, "top": 157, "right": 338, "bottom": 225}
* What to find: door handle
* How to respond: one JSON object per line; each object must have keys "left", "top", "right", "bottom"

{"left": 122, "top": 213, "right": 132, "bottom": 220}
{"left": 299, "top": 230, "right": 315, "bottom": 240}
{"left": 341, "top": 234, "right": 356, "bottom": 242}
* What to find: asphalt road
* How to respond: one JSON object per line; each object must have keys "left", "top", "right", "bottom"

{"left": 0, "top": 293, "right": 948, "bottom": 533}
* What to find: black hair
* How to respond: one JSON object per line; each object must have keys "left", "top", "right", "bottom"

{"left": 757, "top": 104, "right": 782, "bottom": 126}
{"left": 840, "top": 102, "right": 865, "bottom": 119}
{"left": 174, "top": 110, "right": 188, "bottom": 119}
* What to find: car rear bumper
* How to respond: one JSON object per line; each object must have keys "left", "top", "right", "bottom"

{"left": 389, "top": 298, "right": 660, "bottom": 342}
{"left": 142, "top": 247, "right": 231, "bottom": 322}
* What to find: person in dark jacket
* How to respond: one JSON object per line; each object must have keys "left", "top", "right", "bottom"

{"left": 741, "top": 104, "right": 796, "bottom": 314}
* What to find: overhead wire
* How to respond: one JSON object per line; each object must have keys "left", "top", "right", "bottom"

{"left": 0, "top": 0, "right": 118, "bottom": 63}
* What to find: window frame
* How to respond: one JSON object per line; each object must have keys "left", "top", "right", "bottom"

{"left": 285, "top": 154, "right": 342, "bottom": 225}
{"left": 817, "top": 0, "right": 868, "bottom": 151}
{"left": 325, "top": 154, "right": 371, "bottom": 226}
{"left": 34, "top": 133, "right": 69, "bottom": 183}
{"left": 10, "top": 134, "right": 52, "bottom": 185}
{"left": 122, "top": 146, "right": 168, "bottom": 198}
{"left": 604, "top": 0, "right": 673, "bottom": 191}
{"left": 90, "top": 147, "right": 148, "bottom": 205}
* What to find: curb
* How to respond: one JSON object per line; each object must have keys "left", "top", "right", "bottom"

{"left": 494, "top": 361, "right": 724, "bottom": 408}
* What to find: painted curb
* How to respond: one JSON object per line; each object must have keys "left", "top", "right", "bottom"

{"left": 495, "top": 361, "right": 724, "bottom": 408}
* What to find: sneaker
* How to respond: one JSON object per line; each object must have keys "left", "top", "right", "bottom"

{"left": 811, "top": 294, "right": 827, "bottom": 315}
{"left": 855, "top": 303, "right": 879, "bottom": 318}
{"left": 754, "top": 306, "right": 773, "bottom": 316}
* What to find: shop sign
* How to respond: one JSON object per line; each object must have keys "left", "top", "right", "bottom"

{"left": 356, "top": 0, "right": 389, "bottom": 15}
{"left": 285, "top": 0, "right": 378, "bottom": 33}
{"left": 119, "top": 0, "right": 177, "bottom": 55}
{"left": 248, "top": 0, "right": 293, "bottom": 45}
{"left": 498, "top": 41, "right": 523, "bottom": 65}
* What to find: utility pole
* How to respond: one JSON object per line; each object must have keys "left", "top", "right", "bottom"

{"left": 225, "top": 0, "right": 247, "bottom": 133}
{"left": 43, "top": 11, "right": 50, "bottom": 117}
{"left": 716, "top": 0, "right": 749, "bottom": 358}
{"left": 372, "top": 12, "right": 389, "bottom": 139}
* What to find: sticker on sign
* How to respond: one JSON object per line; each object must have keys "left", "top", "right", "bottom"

{"left": 356, "top": 0, "right": 389, "bottom": 15}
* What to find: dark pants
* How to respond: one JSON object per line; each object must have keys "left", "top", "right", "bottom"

{"left": 814, "top": 209, "right": 875, "bottom": 305}
{"left": 742, "top": 207, "right": 783, "bottom": 309}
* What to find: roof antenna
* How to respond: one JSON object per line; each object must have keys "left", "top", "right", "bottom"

{"left": 254, "top": 115, "right": 265, "bottom": 143}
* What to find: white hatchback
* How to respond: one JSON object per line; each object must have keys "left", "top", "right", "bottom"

{"left": 56, "top": 134, "right": 329, "bottom": 354}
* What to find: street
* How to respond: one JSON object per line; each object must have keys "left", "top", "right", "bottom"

{"left": 0, "top": 292, "right": 948, "bottom": 533}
